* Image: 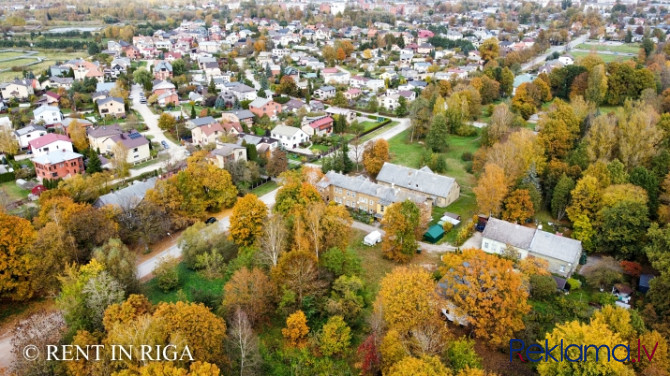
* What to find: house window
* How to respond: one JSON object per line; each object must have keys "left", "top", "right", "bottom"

{"left": 484, "top": 242, "right": 489, "bottom": 249}
{"left": 134, "top": 148, "right": 138, "bottom": 152}
{"left": 560, "top": 265, "right": 566, "bottom": 273}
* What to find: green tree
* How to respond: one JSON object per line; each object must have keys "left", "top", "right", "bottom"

{"left": 585, "top": 64, "right": 608, "bottom": 105}
{"left": 86, "top": 152, "right": 102, "bottom": 174}
{"left": 132, "top": 68, "right": 152, "bottom": 91}
{"left": 395, "top": 96, "right": 408, "bottom": 117}
{"left": 333, "top": 91, "right": 347, "bottom": 107}
{"left": 598, "top": 200, "right": 650, "bottom": 258}
{"left": 500, "top": 67, "right": 514, "bottom": 97}
{"left": 319, "top": 315, "right": 351, "bottom": 357}
{"left": 551, "top": 174, "right": 575, "bottom": 221}
{"left": 426, "top": 113, "right": 449, "bottom": 152}
{"left": 91, "top": 238, "right": 138, "bottom": 293}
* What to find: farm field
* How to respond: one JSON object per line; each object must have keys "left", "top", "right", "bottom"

{"left": 574, "top": 42, "right": 640, "bottom": 54}
{"left": 571, "top": 51, "right": 633, "bottom": 63}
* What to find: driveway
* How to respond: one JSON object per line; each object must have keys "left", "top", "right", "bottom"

{"left": 136, "top": 187, "right": 278, "bottom": 279}
{"left": 351, "top": 220, "right": 456, "bottom": 254}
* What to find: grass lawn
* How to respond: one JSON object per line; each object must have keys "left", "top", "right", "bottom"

{"left": 142, "top": 263, "right": 225, "bottom": 304}
{"left": 348, "top": 230, "right": 396, "bottom": 294}
{"left": 0, "top": 51, "right": 25, "bottom": 60}
{"left": 388, "top": 129, "right": 482, "bottom": 245}
{"left": 571, "top": 51, "right": 632, "bottom": 64}
{"left": 310, "top": 144, "right": 330, "bottom": 153}
{"left": 359, "top": 120, "right": 382, "bottom": 132}
{"left": 251, "top": 180, "right": 278, "bottom": 196}
{"left": 0, "top": 58, "right": 39, "bottom": 70}
{"left": 0, "top": 181, "right": 30, "bottom": 201}
{"left": 575, "top": 43, "right": 640, "bottom": 54}
{"left": 358, "top": 121, "right": 398, "bottom": 143}
{"left": 130, "top": 157, "right": 162, "bottom": 170}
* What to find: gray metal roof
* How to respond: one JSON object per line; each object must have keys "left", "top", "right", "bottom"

{"left": 482, "top": 217, "right": 535, "bottom": 249}
{"left": 188, "top": 116, "right": 217, "bottom": 127}
{"left": 95, "top": 177, "right": 157, "bottom": 208}
{"left": 15, "top": 124, "right": 46, "bottom": 137}
{"left": 318, "top": 171, "right": 428, "bottom": 206}
{"left": 376, "top": 163, "right": 457, "bottom": 199}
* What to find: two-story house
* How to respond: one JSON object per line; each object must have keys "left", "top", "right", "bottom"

{"left": 28, "top": 134, "right": 73, "bottom": 157}
{"left": 248, "top": 98, "right": 282, "bottom": 120}
{"left": 87, "top": 124, "right": 123, "bottom": 152}
{"left": 376, "top": 163, "right": 460, "bottom": 207}
{"left": 97, "top": 97, "right": 126, "bottom": 118}
{"left": 0, "top": 79, "right": 34, "bottom": 100}
{"left": 14, "top": 125, "right": 47, "bottom": 149}
{"left": 101, "top": 130, "right": 150, "bottom": 164}
{"left": 271, "top": 124, "right": 310, "bottom": 149}
{"left": 33, "top": 151, "right": 84, "bottom": 182}
{"left": 33, "top": 105, "right": 63, "bottom": 127}
{"left": 192, "top": 121, "right": 224, "bottom": 146}
{"left": 208, "top": 143, "right": 247, "bottom": 169}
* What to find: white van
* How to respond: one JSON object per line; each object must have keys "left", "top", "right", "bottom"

{"left": 363, "top": 230, "right": 382, "bottom": 246}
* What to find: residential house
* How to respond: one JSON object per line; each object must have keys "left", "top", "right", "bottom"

{"left": 71, "top": 60, "right": 104, "bottom": 82}
{"left": 314, "top": 85, "right": 336, "bottom": 99}
{"left": 33, "top": 105, "right": 63, "bottom": 127}
{"left": 558, "top": 55, "right": 575, "bottom": 66}
{"left": 102, "top": 130, "right": 151, "bottom": 164}
{"left": 192, "top": 121, "right": 224, "bottom": 146}
{"left": 316, "top": 170, "right": 431, "bottom": 219}
{"left": 97, "top": 97, "right": 126, "bottom": 118}
{"left": 208, "top": 143, "right": 247, "bottom": 169}
{"left": 29, "top": 134, "right": 73, "bottom": 157}
{"left": 221, "top": 110, "right": 254, "bottom": 127}
{"left": 44, "top": 92, "right": 60, "bottom": 106}
{"left": 222, "top": 82, "right": 257, "bottom": 101}
{"left": 376, "top": 163, "right": 460, "bottom": 207}
{"left": 14, "top": 125, "right": 47, "bottom": 149}
{"left": 0, "top": 79, "right": 34, "bottom": 100}
{"left": 87, "top": 124, "right": 123, "bottom": 151}
{"left": 94, "top": 177, "right": 157, "bottom": 209}
{"left": 42, "top": 77, "right": 74, "bottom": 90}
{"left": 33, "top": 151, "right": 84, "bottom": 182}
{"left": 344, "top": 88, "right": 361, "bottom": 100}
{"left": 301, "top": 116, "right": 334, "bottom": 137}
{"left": 271, "top": 124, "right": 310, "bottom": 149}
{"left": 249, "top": 98, "right": 282, "bottom": 120}
{"left": 153, "top": 60, "right": 173, "bottom": 80}
{"left": 325, "top": 107, "right": 357, "bottom": 123}
{"left": 481, "top": 217, "right": 582, "bottom": 277}
{"left": 186, "top": 116, "right": 219, "bottom": 131}
{"left": 283, "top": 98, "right": 307, "bottom": 113}
{"left": 152, "top": 80, "right": 176, "bottom": 97}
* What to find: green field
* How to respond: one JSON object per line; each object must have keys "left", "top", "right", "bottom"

{"left": 0, "top": 58, "right": 40, "bottom": 70}
{"left": 142, "top": 263, "right": 225, "bottom": 305}
{"left": 0, "top": 51, "right": 26, "bottom": 60}
{"left": 571, "top": 51, "right": 633, "bottom": 64}
{"left": 388, "top": 129, "right": 481, "bottom": 244}
{"left": 251, "top": 180, "right": 278, "bottom": 196}
{"left": 575, "top": 42, "right": 640, "bottom": 54}
{"left": 0, "top": 50, "right": 86, "bottom": 81}
{"left": 0, "top": 181, "right": 30, "bottom": 202}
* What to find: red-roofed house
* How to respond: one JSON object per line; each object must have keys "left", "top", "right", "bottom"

{"left": 301, "top": 115, "right": 334, "bottom": 137}
{"left": 222, "top": 121, "right": 243, "bottom": 135}
{"left": 33, "top": 151, "right": 84, "bottom": 182}
{"left": 192, "top": 122, "right": 224, "bottom": 146}
{"left": 29, "top": 134, "right": 73, "bottom": 157}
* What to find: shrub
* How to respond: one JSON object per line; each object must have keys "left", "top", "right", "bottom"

{"left": 442, "top": 222, "right": 454, "bottom": 232}
{"left": 454, "top": 221, "right": 475, "bottom": 245}
{"left": 530, "top": 275, "right": 558, "bottom": 299}
{"left": 566, "top": 278, "right": 582, "bottom": 291}
{"left": 155, "top": 256, "right": 180, "bottom": 292}
{"left": 461, "top": 152, "right": 473, "bottom": 161}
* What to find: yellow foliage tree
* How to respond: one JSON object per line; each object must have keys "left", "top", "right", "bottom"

{"left": 387, "top": 355, "right": 451, "bottom": 376}
{"left": 502, "top": 189, "right": 535, "bottom": 223}
{"left": 440, "top": 249, "right": 530, "bottom": 348}
{"left": 282, "top": 310, "right": 309, "bottom": 348}
{"left": 473, "top": 163, "right": 509, "bottom": 216}
{"left": 362, "top": 139, "right": 390, "bottom": 178}
{"left": 222, "top": 267, "right": 275, "bottom": 326}
{"left": 229, "top": 194, "right": 268, "bottom": 246}
{"left": 0, "top": 211, "right": 37, "bottom": 301}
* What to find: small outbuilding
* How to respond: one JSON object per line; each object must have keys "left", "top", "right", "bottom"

{"left": 363, "top": 231, "right": 382, "bottom": 246}
{"left": 424, "top": 224, "right": 445, "bottom": 243}
{"left": 639, "top": 274, "right": 655, "bottom": 293}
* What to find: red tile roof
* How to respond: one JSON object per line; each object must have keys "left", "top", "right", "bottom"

{"left": 308, "top": 116, "right": 334, "bottom": 130}
{"left": 29, "top": 133, "right": 72, "bottom": 149}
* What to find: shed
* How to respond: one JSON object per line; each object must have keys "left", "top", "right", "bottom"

{"left": 363, "top": 231, "right": 382, "bottom": 246}
{"left": 639, "top": 274, "right": 655, "bottom": 293}
{"left": 424, "top": 224, "right": 445, "bottom": 243}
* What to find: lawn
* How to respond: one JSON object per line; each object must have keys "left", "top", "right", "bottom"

{"left": 0, "top": 51, "right": 25, "bottom": 60}
{"left": 570, "top": 51, "right": 632, "bottom": 64}
{"left": 130, "top": 157, "right": 163, "bottom": 170}
{"left": 388, "top": 129, "right": 482, "bottom": 245}
{"left": 0, "top": 181, "right": 30, "bottom": 201}
{"left": 575, "top": 42, "right": 640, "bottom": 54}
{"left": 142, "top": 263, "right": 225, "bottom": 305}
{"left": 359, "top": 121, "right": 398, "bottom": 143}
{"left": 251, "top": 180, "right": 278, "bottom": 196}
{"left": 0, "top": 58, "right": 39, "bottom": 70}
{"left": 359, "top": 120, "right": 382, "bottom": 132}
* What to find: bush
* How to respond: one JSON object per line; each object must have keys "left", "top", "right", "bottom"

{"left": 461, "top": 152, "right": 473, "bottom": 161}
{"left": 446, "top": 337, "right": 482, "bottom": 372}
{"left": 454, "top": 221, "right": 475, "bottom": 246}
{"left": 530, "top": 275, "right": 558, "bottom": 299}
{"left": 155, "top": 256, "right": 180, "bottom": 292}
{"left": 321, "top": 247, "right": 362, "bottom": 277}
{"left": 566, "top": 278, "right": 582, "bottom": 291}
{"left": 442, "top": 222, "right": 454, "bottom": 232}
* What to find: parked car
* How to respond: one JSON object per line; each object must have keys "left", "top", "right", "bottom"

{"left": 161, "top": 140, "right": 169, "bottom": 149}
{"left": 205, "top": 217, "right": 217, "bottom": 224}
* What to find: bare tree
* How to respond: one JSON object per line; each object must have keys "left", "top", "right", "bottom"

{"left": 259, "top": 214, "right": 287, "bottom": 267}
{"left": 304, "top": 202, "right": 326, "bottom": 259}
{"left": 349, "top": 121, "right": 365, "bottom": 171}
{"left": 226, "top": 308, "right": 260, "bottom": 376}
{"left": 11, "top": 311, "right": 66, "bottom": 376}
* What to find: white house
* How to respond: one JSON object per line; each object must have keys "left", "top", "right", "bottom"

{"left": 28, "top": 133, "right": 73, "bottom": 157}
{"left": 314, "top": 85, "right": 336, "bottom": 99}
{"left": 271, "top": 124, "right": 310, "bottom": 149}
{"left": 33, "top": 105, "right": 63, "bottom": 126}
{"left": 558, "top": 55, "right": 575, "bottom": 66}
{"left": 14, "top": 124, "right": 47, "bottom": 149}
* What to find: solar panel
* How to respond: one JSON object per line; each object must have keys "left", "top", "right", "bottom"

{"left": 129, "top": 132, "right": 142, "bottom": 139}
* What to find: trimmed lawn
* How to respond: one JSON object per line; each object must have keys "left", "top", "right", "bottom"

{"left": 359, "top": 121, "right": 398, "bottom": 143}
{"left": 251, "top": 180, "right": 278, "bottom": 196}
{"left": 575, "top": 43, "right": 640, "bottom": 54}
{"left": 348, "top": 230, "right": 396, "bottom": 294}
{"left": 388, "top": 129, "right": 481, "bottom": 245}
{"left": 359, "top": 120, "right": 382, "bottom": 132}
{"left": 571, "top": 51, "right": 632, "bottom": 63}
{"left": 0, "top": 51, "right": 25, "bottom": 60}
{"left": 0, "top": 181, "right": 30, "bottom": 201}
{"left": 142, "top": 263, "right": 225, "bottom": 305}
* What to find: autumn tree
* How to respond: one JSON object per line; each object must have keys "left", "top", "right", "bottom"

{"left": 272, "top": 250, "right": 327, "bottom": 307}
{"left": 222, "top": 267, "right": 275, "bottom": 326}
{"left": 537, "top": 319, "right": 635, "bottom": 376}
{"left": 585, "top": 64, "right": 608, "bottom": 105}
{"left": 0, "top": 211, "right": 37, "bottom": 301}
{"left": 484, "top": 128, "right": 546, "bottom": 183}
{"left": 319, "top": 315, "right": 351, "bottom": 357}
{"left": 91, "top": 238, "right": 138, "bottom": 293}
{"left": 503, "top": 189, "right": 534, "bottom": 223}
{"left": 483, "top": 103, "right": 515, "bottom": 147}
{"left": 512, "top": 82, "right": 541, "bottom": 120}
{"left": 282, "top": 310, "right": 309, "bottom": 348}
{"left": 111, "top": 141, "right": 130, "bottom": 177}
{"left": 229, "top": 194, "right": 268, "bottom": 247}
{"left": 259, "top": 214, "right": 287, "bottom": 267}
{"left": 473, "top": 164, "right": 508, "bottom": 216}
{"left": 362, "top": 139, "right": 390, "bottom": 178}
{"left": 440, "top": 249, "right": 530, "bottom": 348}
{"left": 0, "top": 128, "right": 19, "bottom": 155}
{"left": 387, "top": 355, "right": 451, "bottom": 376}
{"left": 479, "top": 38, "right": 500, "bottom": 63}
{"left": 551, "top": 174, "right": 575, "bottom": 220}
{"left": 226, "top": 308, "right": 260, "bottom": 376}
{"left": 381, "top": 200, "right": 422, "bottom": 263}
{"left": 157, "top": 113, "right": 176, "bottom": 131}
{"left": 266, "top": 149, "right": 288, "bottom": 177}
{"left": 68, "top": 119, "right": 89, "bottom": 151}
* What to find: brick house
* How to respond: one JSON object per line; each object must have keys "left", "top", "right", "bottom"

{"left": 301, "top": 115, "right": 334, "bottom": 137}
{"left": 248, "top": 98, "right": 282, "bottom": 120}
{"left": 33, "top": 151, "right": 84, "bottom": 182}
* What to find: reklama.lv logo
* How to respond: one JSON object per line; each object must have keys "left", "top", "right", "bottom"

{"left": 510, "top": 339, "right": 659, "bottom": 363}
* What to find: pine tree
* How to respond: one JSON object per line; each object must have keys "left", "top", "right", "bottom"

{"left": 86, "top": 152, "right": 102, "bottom": 174}
{"left": 190, "top": 105, "right": 196, "bottom": 119}
{"left": 208, "top": 78, "right": 217, "bottom": 95}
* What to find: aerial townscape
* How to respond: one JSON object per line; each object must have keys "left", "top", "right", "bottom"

{"left": 2, "top": 0, "right": 670, "bottom": 375}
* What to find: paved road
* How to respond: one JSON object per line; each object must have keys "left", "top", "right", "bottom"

{"left": 522, "top": 34, "right": 589, "bottom": 72}
{"left": 136, "top": 187, "right": 278, "bottom": 278}
{"left": 235, "top": 57, "right": 273, "bottom": 98}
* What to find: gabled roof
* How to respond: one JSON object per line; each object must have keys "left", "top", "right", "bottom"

{"left": 226, "top": 109, "right": 254, "bottom": 120}
{"left": 108, "top": 130, "right": 149, "bottom": 149}
{"left": 87, "top": 124, "right": 122, "bottom": 139}
{"left": 482, "top": 217, "right": 536, "bottom": 250}
{"left": 317, "top": 171, "right": 428, "bottom": 206}
{"left": 15, "top": 124, "right": 46, "bottom": 137}
{"left": 33, "top": 105, "right": 61, "bottom": 116}
{"left": 188, "top": 116, "right": 217, "bottom": 127}
{"left": 272, "top": 124, "right": 304, "bottom": 137}
{"left": 196, "top": 121, "right": 224, "bottom": 137}
{"left": 249, "top": 97, "right": 274, "bottom": 108}
{"left": 97, "top": 96, "right": 124, "bottom": 106}
{"left": 95, "top": 177, "right": 157, "bottom": 208}
{"left": 376, "top": 163, "right": 457, "bottom": 199}
{"left": 306, "top": 116, "right": 333, "bottom": 130}
{"left": 29, "top": 133, "right": 71, "bottom": 149}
